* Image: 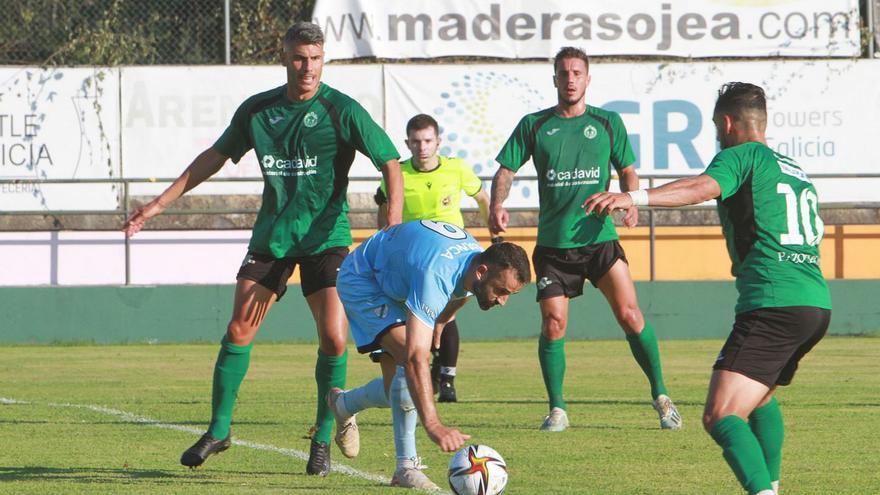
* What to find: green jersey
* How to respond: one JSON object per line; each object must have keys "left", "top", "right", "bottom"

{"left": 378, "top": 156, "right": 482, "bottom": 228}
{"left": 214, "top": 83, "right": 399, "bottom": 258}
{"left": 496, "top": 106, "right": 636, "bottom": 248}
{"left": 704, "top": 142, "right": 831, "bottom": 314}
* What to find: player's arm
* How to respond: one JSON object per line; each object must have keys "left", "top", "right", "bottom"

{"left": 617, "top": 165, "right": 640, "bottom": 228}
{"left": 432, "top": 297, "right": 469, "bottom": 349}
{"left": 472, "top": 189, "right": 491, "bottom": 227}
{"left": 404, "top": 311, "right": 470, "bottom": 452}
{"left": 123, "top": 148, "right": 228, "bottom": 237}
{"left": 381, "top": 160, "right": 403, "bottom": 228}
{"left": 489, "top": 167, "right": 515, "bottom": 235}
{"left": 582, "top": 174, "right": 722, "bottom": 216}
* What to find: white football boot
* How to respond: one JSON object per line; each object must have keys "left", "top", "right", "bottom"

{"left": 653, "top": 394, "right": 683, "bottom": 430}
{"left": 326, "top": 387, "right": 360, "bottom": 458}
{"left": 391, "top": 458, "right": 441, "bottom": 490}
{"left": 539, "top": 407, "right": 569, "bottom": 432}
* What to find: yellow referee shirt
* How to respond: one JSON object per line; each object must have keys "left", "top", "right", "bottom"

{"left": 379, "top": 156, "right": 483, "bottom": 227}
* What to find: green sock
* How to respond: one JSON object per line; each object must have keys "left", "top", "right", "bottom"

{"left": 749, "top": 397, "right": 784, "bottom": 482}
{"left": 313, "top": 348, "right": 347, "bottom": 444}
{"left": 208, "top": 336, "right": 253, "bottom": 439}
{"left": 710, "top": 415, "right": 773, "bottom": 494}
{"left": 625, "top": 321, "right": 669, "bottom": 400}
{"left": 538, "top": 334, "right": 566, "bottom": 411}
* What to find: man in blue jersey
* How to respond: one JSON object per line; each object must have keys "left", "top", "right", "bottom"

{"left": 327, "top": 220, "right": 530, "bottom": 489}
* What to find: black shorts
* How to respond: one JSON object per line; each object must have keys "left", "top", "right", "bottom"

{"left": 236, "top": 246, "right": 349, "bottom": 300}
{"left": 532, "top": 241, "right": 628, "bottom": 301}
{"left": 713, "top": 306, "right": 831, "bottom": 387}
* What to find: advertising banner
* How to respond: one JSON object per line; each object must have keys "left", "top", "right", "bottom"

{"left": 0, "top": 68, "right": 121, "bottom": 211}
{"left": 385, "top": 60, "right": 880, "bottom": 205}
{"left": 313, "top": 0, "right": 860, "bottom": 60}
{"left": 120, "top": 65, "right": 386, "bottom": 196}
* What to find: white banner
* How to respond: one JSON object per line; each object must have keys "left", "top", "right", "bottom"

{"left": 0, "top": 68, "right": 121, "bottom": 211}
{"left": 313, "top": 0, "right": 860, "bottom": 60}
{"left": 121, "top": 65, "right": 386, "bottom": 196}
{"left": 384, "top": 60, "right": 880, "bottom": 205}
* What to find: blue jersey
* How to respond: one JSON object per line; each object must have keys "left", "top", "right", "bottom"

{"left": 346, "top": 220, "right": 483, "bottom": 327}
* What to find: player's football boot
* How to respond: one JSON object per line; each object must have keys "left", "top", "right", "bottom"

{"left": 180, "top": 431, "right": 232, "bottom": 468}
{"left": 391, "top": 458, "right": 440, "bottom": 490}
{"left": 326, "top": 387, "right": 360, "bottom": 458}
{"left": 539, "top": 407, "right": 569, "bottom": 432}
{"left": 653, "top": 394, "right": 683, "bottom": 430}
{"left": 306, "top": 440, "right": 331, "bottom": 476}
{"left": 437, "top": 379, "right": 457, "bottom": 403}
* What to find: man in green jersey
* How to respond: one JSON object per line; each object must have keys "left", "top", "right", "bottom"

{"left": 490, "top": 47, "right": 681, "bottom": 432}
{"left": 375, "top": 113, "right": 491, "bottom": 402}
{"left": 122, "top": 22, "right": 403, "bottom": 476}
{"left": 584, "top": 82, "right": 831, "bottom": 495}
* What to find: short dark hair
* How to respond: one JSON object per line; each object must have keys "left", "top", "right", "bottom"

{"left": 554, "top": 46, "right": 589, "bottom": 73}
{"left": 283, "top": 21, "right": 324, "bottom": 50}
{"left": 406, "top": 114, "right": 440, "bottom": 136}
{"left": 714, "top": 82, "right": 767, "bottom": 120}
{"left": 478, "top": 242, "right": 531, "bottom": 285}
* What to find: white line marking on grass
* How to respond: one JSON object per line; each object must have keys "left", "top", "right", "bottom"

{"left": 1, "top": 397, "right": 400, "bottom": 487}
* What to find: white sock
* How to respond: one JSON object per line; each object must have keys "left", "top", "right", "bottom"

{"left": 772, "top": 480, "right": 779, "bottom": 494}
{"left": 341, "top": 377, "right": 388, "bottom": 417}
{"left": 440, "top": 366, "right": 456, "bottom": 376}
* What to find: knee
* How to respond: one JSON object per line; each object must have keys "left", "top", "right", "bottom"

{"left": 318, "top": 332, "right": 347, "bottom": 355}
{"left": 226, "top": 320, "right": 254, "bottom": 345}
{"left": 615, "top": 305, "right": 644, "bottom": 335}
{"left": 702, "top": 408, "right": 722, "bottom": 433}
{"left": 542, "top": 313, "right": 567, "bottom": 340}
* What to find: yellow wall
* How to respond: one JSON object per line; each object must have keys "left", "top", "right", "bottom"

{"left": 285, "top": 225, "right": 880, "bottom": 283}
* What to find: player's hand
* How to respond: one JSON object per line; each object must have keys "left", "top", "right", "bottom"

{"left": 489, "top": 207, "right": 509, "bottom": 235}
{"left": 582, "top": 192, "right": 632, "bottom": 217}
{"left": 123, "top": 200, "right": 166, "bottom": 238}
{"left": 425, "top": 423, "right": 471, "bottom": 452}
{"left": 623, "top": 205, "right": 639, "bottom": 228}
{"left": 432, "top": 323, "right": 445, "bottom": 350}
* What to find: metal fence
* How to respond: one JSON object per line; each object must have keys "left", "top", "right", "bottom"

{"left": 1, "top": 0, "right": 315, "bottom": 66}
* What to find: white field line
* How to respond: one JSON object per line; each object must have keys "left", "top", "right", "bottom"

{"left": 0, "top": 396, "right": 395, "bottom": 486}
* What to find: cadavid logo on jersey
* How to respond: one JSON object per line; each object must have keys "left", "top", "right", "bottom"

{"left": 583, "top": 125, "right": 597, "bottom": 139}
{"left": 537, "top": 277, "right": 554, "bottom": 290}
{"left": 545, "top": 166, "right": 601, "bottom": 186}
{"left": 261, "top": 153, "right": 318, "bottom": 177}
{"left": 303, "top": 111, "right": 318, "bottom": 128}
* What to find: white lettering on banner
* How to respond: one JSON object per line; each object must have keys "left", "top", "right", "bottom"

{"left": 313, "top": 0, "right": 860, "bottom": 59}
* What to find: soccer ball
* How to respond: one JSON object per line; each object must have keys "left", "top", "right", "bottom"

{"left": 447, "top": 444, "right": 508, "bottom": 495}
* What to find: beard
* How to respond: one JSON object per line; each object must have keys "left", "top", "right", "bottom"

{"left": 471, "top": 278, "right": 496, "bottom": 310}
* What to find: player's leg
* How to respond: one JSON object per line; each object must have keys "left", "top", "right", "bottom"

{"left": 704, "top": 370, "right": 775, "bottom": 495}
{"left": 594, "top": 250, "right": 679, "bottom": 429}
{"left": 379, "top": 326, "right": 440, "bottom": 490}
{"left": 302, "top": 247, "right": 350, "bottom": 476}
{"left": 437, "top": 319, "right": 460, "bottom": 402}
{"left": 533, "top": 246, "right": 578, "bottom": 431}
{"left": 181, "top": 275, "right": 280, "bottom": 468}
{"left": 538, "top": 295, "right": 570, "bottom": 431}
{"left": 331, "top": 352, "right": 392, "bottom": 421}
{"left": 744, "top": 306, "right": 830, "bottom": 494}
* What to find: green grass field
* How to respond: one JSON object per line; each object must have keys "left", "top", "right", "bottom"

{"left": 1, "top": 337, "right": 877, "bottom": 494}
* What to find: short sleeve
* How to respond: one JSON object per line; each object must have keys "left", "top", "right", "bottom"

{"left": 212, "top": 100, "right": 252, "bottom": 163}
{"left": 495, "top": 116, "right": 534, "bottom": 172}
{"left": 458, "top": 160, "right": 483, "bottom": 196}
{"left": 343, "top": 101, "right": 400, "bottom": 170}
{"left": 608, "top": 112, "right": 636, "bottom": 173}
{"left": 404, "top": 273, "right": 450, "bottom": 328}
{"left": 704, "top": 147, "right": 751, "bottom": 200}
